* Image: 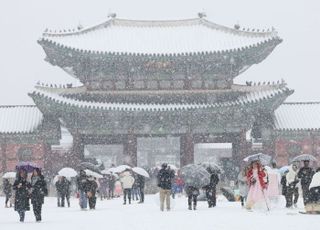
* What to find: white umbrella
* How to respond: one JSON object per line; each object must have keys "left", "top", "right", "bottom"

{"left": 84, "top": 169, "right": 103, "bottom": 179}
{"left": 58, "top": 167, "right": 77, "bottom": 177}
{"left": 132, "top": 167, "right": 150, "bottom": 178}
{"left": 114, "top": 165, "right": 132, "bottom": 173}
{"left": 101, "top": 169, "right": 111, "bottom": 175}
{"left": 107, "top": 167, "right": 117, "bottom": 173}
{"left": 53, "top": 175, "right": 71, "bottom": 184}
{"left": 2, "top": 172, "right": 16, "bottom": 179}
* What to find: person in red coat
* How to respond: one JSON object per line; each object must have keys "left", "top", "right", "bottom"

{"left": 246, "top": 161, "right": 268, "bottom": 210}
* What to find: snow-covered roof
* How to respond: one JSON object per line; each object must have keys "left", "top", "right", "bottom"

{"left": 30, "top": 84, "right": 292, "bottom": 112}
{"left": 40, "top": 17, "right": 280, "bottom": 55}
{"left": 0, "top": 105, "right": 43, "bottom": 134}
{"left": 274, "top": 102, "right": 320, "bottom": 131}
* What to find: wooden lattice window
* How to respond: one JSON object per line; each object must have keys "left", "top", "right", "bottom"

{"left": 17, "top": 147, "right": 33, "bottom": 162}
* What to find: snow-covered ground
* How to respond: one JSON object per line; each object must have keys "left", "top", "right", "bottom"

{"left": 0, "top": 195, "right": 318, "bottom": 230}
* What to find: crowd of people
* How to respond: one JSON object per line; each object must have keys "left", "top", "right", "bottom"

{"left": 2, "top": 159, "right": 320, "bottom": 223}
{"left": 236, "top": 160, "right": 320, "bottom": 214}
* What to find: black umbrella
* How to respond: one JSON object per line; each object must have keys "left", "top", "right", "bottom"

{"left": 220, "top": 187, "right": 236, "bottom": 202}
{"left": 181, "top": 164, "right": 210, "bottom": 189}
{"left": 79, "top": 162, "right": 101, "bottom": 173}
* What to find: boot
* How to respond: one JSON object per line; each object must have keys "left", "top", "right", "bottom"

{"left": 129, "top": 199, "right": 131, "bottom": 204}
{"left": 193, "top": 204, "right": 197, "bottom": 210}
{"left": 188, "top": 205, "right": 192, "bottom": 210}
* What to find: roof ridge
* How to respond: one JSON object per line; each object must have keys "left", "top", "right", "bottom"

{"left": 0, "top": 105, "right": 36, "bottom": 108}
{"left": 282, "top": 102, "right": 320, "bottom": 105}
{"left": 42, "top": 17, "right": 278, "bottom": 38}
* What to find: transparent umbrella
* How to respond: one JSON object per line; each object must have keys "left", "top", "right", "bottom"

{"left": 181, "top": 164, "right": 210, "bottom": 189}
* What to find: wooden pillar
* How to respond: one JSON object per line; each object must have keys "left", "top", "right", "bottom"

{"left": 232, "top": 131, "right": 248, "bottom": 168}
{"left": 180, "top": 133, "right": 194, "bottom": 167}
{"left": 42, "top": 142, "right": 52, "bottom": 177}
{"left": 1, "top": 140, "right": 7, "bottom": 173}
{"left": 70, "top": 134, "right": 84, "bottom": 169}
{"left": 123, "top": 134, "right": 137, "bottom": 166}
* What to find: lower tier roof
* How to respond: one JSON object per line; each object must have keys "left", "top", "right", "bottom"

{"left": 274, "top": 102, "right": 320, "bottom": 131}
{"left": 0, "top": 105, "right": 43, "bottom": 134}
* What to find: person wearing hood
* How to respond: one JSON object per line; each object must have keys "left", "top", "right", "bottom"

{"left": 305, "top": 168, "right": 320, "bottom": 214}
{"left": 298, "top": 160, "right": 315, "bottom": 205}
{"left": 13, "top": 169, "right": 31, "bottom": 222}
{"left": 285, "top": 164, "right": 299, "bottom": 208}
{"left": 55, "top": 176, "right": 70, "bottom": 207}
{"left": 120, "top": 170, "right": 135, "bottom": 205}
{"left": 76, "top": 170, "right": 88, "bottom": 210}
{"left": 30, "top": 168, "right": 48, "bottom": 222}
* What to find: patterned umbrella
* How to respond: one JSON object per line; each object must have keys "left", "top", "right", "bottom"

{"left": 181, "top": 164, "right": 210, "bottom": 189}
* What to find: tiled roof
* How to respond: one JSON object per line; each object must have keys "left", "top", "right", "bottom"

{"left": 0, "top": 105, "right": 43, "bottom": 134}
{"left": 40, "top": 17, "right": 280, "bottom": 55}
{"left": 29, "top": 84, "right": 292, "bottom": 112}
{"left": 274, "top": 102, "right": 320, "bottom": 131}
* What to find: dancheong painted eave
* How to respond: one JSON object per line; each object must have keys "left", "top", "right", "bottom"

{"left": 0, "top": 105, "right": 43, "bottom": 134}
{"left": 28, "top": 84, "right": 293, "bottom": 113}
{"left": 274, "top": 102, "right": 320, "bottom": 131}
{"left": 38, "top": 17, "right": 282, "bottom": 56}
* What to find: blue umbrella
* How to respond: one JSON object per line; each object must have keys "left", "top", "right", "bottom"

{"left": 243, "top": 153, "right": 272, "bottom": 165}
{"left": 279, "top": 166, "right": 290, "bottom": 175}
{"left": 16, "top": 162, "right": 40, "bottom": 173}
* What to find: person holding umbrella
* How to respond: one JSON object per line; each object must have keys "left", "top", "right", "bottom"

{"left": 246, "top": 161, "right": 269, "bottom": 210}
{"left": 298, "top": 160, "right": 315, "bottom": 205}
{"left": 185, "top": 185, "right": 200, "bottom": 210}
{"left": 285, "top": 164, "right": 299, "bottom": 208}
{"left": 3, "top": 178, "right": 13, "bottom": 208}
{"left": 203, "top": 172, "right": 219, "bottom": 208}
{"left": 13, "top": 169, "right": 31, "bottom": 222}
{"left": 30, "top": 168, "right": 48, "bottom": 222}
{"left": 76, "top": 170, "right": 88, "bottom": 210}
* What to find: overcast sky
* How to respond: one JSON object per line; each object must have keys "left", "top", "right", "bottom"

{"left": 0, "top": 0, "right": 319, "bottom": 105}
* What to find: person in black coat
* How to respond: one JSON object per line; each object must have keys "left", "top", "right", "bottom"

{"left": 157, "top": 163, "right": 174, "bottom": 211}
{"left": 298, "top": 160, "right": 315, "bottom": 205}
{"left": 30, "top": 168, "right": 48, "bottom": 222}
{"left": 86, "top": 177, "right": 98, "bottom": 210}
{"left": 136, "top": 174, "right": 145, "bottom": 203}
{"left": 203, "top": 173, "right": 219, "bottom": 208}
{"left": 3, "top": 178, "right": 12, "bottom": 208}
{"left": 185, "top": 186, "right": 200, "bottom": 210}
{"left": 76, "top": 170, "right": 88, "bottom": 210}
{"left": 55, "top": 176, "right": 70, "bottom": 207}
{"left": 13, "top": 169, "right": 31, "bottom": 222}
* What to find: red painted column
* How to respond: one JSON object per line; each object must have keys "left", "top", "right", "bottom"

{"left": 123, "top": 134, "right": 137, "bottom": 166}
{"left": 180, "top": 133, "right": 194, "bottom": 167}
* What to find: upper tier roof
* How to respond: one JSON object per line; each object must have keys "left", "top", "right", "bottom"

{"left": 40, "top": 17, "right": 280, "bottom": 55}
{"left": 274, "top": 102, "right": 320, "bottom": 131}
{"left": 0, "top": 105, "right": 43, "bottom": 134}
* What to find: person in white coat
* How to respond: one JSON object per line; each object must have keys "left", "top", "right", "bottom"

{"left": 120, "top": 170, "right": 135, "bottom": 205}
